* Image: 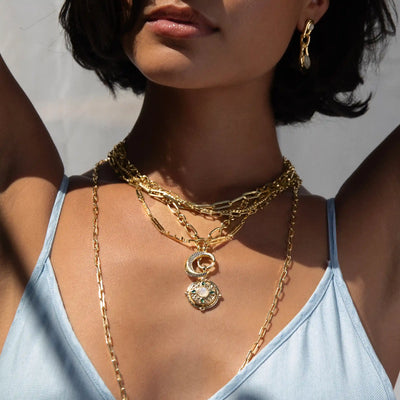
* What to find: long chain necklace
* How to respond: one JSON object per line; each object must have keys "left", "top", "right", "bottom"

{"left": 92, "top": 160, "right": 128, "bottom": 400}
{"left": 92, "top": 154, "right": 300, "bottom": 400}
{"left": 107, "top": 140, "right": 301, "bottom": 311}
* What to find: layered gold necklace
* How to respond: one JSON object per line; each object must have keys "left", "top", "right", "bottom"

{"left": 92, "top": 141, "right": 301, "bottom": 399}
{"left": 107, "top": 140, "right": 301, "bottom": 311}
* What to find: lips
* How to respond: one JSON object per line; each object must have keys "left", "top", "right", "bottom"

{"left": 144, "top": 5, "right": 218, "bottom": 38}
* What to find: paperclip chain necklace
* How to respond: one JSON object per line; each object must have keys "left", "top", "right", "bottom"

{"left": 92, "top": 156, "right": 300, "bottom": 400}
{"left": 107, "top": 141, "right": 301, "bottom": 311}
{"left": 108, "top": 140, "right": 297, "bottom": 218}
{"left": 92, "top": 160, "right": 128, "bottom": 400}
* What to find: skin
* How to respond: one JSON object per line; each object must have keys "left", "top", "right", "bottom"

{"left": 0, "top": 0, "right": 399, "bottom": 399}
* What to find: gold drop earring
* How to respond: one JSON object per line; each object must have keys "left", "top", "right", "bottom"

{"left": 299, "top": 19, "right": 315, "bottom": 70}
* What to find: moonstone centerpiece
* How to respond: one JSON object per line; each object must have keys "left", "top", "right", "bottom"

{"left": 186, "top": 279, "right": 222, "bottom": 311}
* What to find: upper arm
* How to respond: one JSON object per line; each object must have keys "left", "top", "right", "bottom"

{"left": 0, "top": 55, "right": 64, "bottom": 191}
{"left": 0, "top": 55, "right": 64, "bottom": 272}
{"left": 335, "top": 124, "right": 400, "bottom": 283}
{"left": 335, "top": 125, "right": 400, "bottom": 380}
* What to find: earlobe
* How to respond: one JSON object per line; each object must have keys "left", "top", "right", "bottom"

{"left": 297, "top": 0, "right": 330, "bottom": 31}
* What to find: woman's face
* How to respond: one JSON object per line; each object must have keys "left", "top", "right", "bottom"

{"left": 122, "top": 0, "right": 322, "bottom": 90}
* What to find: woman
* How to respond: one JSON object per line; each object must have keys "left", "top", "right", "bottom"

{"left": 0, "top": 0, "right": 399, "bottom": 399}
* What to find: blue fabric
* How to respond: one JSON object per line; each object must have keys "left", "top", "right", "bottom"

{"left": 0, "top": 180, "right": 395, "bottom": 399}
{"left": 0, "top": 176, "right": 113, "bottom": 400}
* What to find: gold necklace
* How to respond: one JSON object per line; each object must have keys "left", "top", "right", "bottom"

{"left": 107, "top": 141, "right": 301, "bottom": 311}
{"left": 92, "top": 160, "right": 128, "bottom": 400}
{"left": 108, "top": 140, "right": 298, "bottom": 218}
{"left": 92, "top": 160, "right": 300, "bottom": 400}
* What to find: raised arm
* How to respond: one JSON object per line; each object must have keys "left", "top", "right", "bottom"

{"left": 335, "top": 124, "right": 400, "bottom": 383}
{"left": 0, "top": 55, "right": 64, "bottom": 273}
{"left": 0, "top": 56, "right": 64, "bottom": 190}
{"left": 336, "top": 124, "right": 400, "bottom": 271}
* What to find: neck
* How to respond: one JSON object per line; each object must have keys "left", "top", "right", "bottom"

{"left": 125, "top": 78, "right": 283, "bottom": 202}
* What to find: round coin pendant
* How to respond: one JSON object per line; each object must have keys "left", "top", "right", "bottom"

{"left": 185, "top": 279, "right": 222, "bottom": 312}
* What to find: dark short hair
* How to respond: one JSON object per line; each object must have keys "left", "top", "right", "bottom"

{"left": 59, "top": 0, "right": 397, "bottom": 125}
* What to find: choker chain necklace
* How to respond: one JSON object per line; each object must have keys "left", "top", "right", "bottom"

{"left": 107, "top": 140, "right": 301, "bottom": 311}
{"left": 92, "top": 154, "right": 300, "bottom": 400}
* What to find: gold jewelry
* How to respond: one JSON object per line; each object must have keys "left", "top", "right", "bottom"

{"left": 108, "top": 141, "right": 297, "bottom": 218}
{"left": 107, "top": 141, "right": 301, "bottom": 311}
{"left": 92, "top": 160, "right": 128, "bottom": 400}
{"left": 240, "top": 184, "right": 298, "bottom": 370}
{"left": 136, "top": 187, "right": 223, "bottom": 310}
{"left": 300, "top": 19, "right": 315, "bottom": 70}
{"left": 92, "top": 155, "right": 300, "bottom": 399}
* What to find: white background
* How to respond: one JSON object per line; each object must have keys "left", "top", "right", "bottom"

{"left": 1, "top": 0, "right": 399, "bottom": 396}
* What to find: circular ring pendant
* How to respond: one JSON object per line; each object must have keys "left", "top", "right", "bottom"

{"left": 185, "top": 251, "right": 216, "bottom": 278}
{"left": 185, "top": 279, "right": 222, "bottom": 311}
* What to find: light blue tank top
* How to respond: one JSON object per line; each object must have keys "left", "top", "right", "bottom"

{"left": 0, "top": 175, "right": 396, "bottom": 399}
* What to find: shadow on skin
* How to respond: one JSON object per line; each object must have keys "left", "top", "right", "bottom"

{"left": 0, "top": 210, "right": 102, "bottom": 397}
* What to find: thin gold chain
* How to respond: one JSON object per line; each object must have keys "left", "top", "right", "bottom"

{"left": 239, "top": 184, "right": 299, "bottom": 370}
{"left": 92, "top": 157, "right": 300, "bottom": 399}
{"left": 93, "top": 161, "right": 128, "bottom": 400}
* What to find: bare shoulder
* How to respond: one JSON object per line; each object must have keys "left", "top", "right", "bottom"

{"left": 335, "top": 124, "right": 400, "bottom": 382}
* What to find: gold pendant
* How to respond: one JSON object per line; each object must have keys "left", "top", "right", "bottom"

{"left": 186, "top": 278, "right": 222, "bottom": 312}
{"left": 184, "top": 251, "right": 222, "bottom": 311}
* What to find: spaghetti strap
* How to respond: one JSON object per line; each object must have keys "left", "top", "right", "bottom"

{"left": 36, "top": 175, "right": 69, "bottom": 267}
{"left": 326, "top": 198, "right": 339, "bottom": 267}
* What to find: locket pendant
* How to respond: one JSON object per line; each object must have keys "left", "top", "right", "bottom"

{"left": 184, "top": 251, "right": 222, "bottom": 311}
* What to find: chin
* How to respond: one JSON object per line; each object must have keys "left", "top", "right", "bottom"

{"left": 141, "top": 71, "right": 217, "bottom": 90}
{"left": 126, "top": 33, "right": 275, "bottom": 91}
{"left": 133, "top": 47, "right": 222, "bottom": 90}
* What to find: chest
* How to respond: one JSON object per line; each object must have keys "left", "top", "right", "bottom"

{"left": 47, "top": 187, "right": 333, "bottom": 399}
{"left": 43, "top": 183, "right": 398, "bottom": 397}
